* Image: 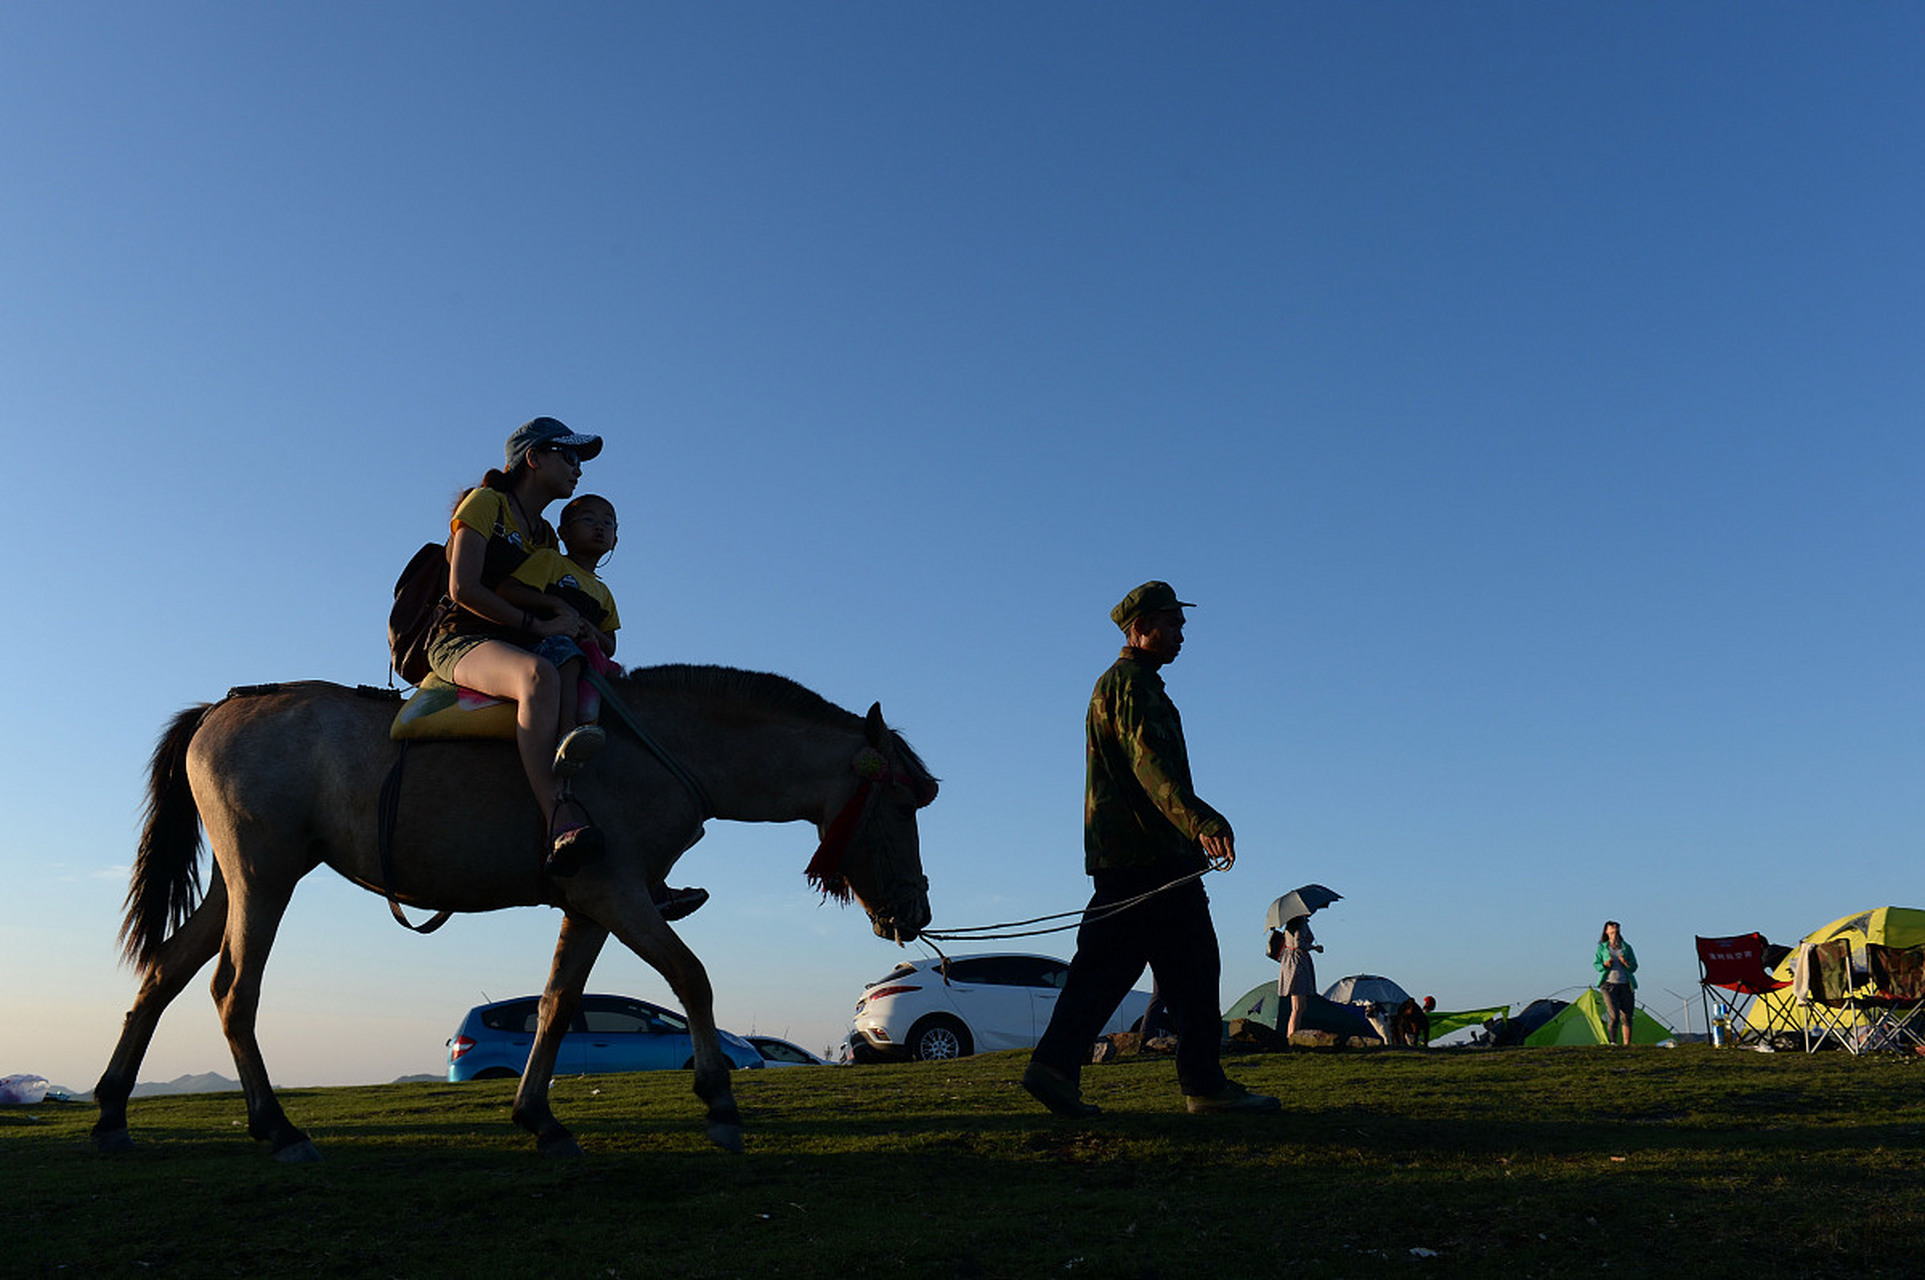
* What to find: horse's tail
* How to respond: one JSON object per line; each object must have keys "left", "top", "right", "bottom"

{"left": 118, "top": 703, "right": 215, "bottom": 971}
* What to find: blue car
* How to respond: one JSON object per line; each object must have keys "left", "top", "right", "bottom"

{"left": 446, "top": 994, "right": 766, "bottom": 1081}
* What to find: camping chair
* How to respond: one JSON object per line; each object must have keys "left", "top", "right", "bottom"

{"left": 1859, "top": 943, "right": 1925, "bottom": 1053}
{"left": 1797, "top": 938, "right": 1864, "bottom": 1054}
{"left": 1695, "top": 933, "right": 1795, "bottom": 1046}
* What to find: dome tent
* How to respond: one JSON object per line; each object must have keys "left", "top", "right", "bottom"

{"left": 1523, "top": 988, "right": 1671, "bottom": 1046}
{"left": 1743, "top": 906, "right": 1925, "bottom": 1036}
{"left": 1224, "top": 983, "right": 1376, "bottom": 1039}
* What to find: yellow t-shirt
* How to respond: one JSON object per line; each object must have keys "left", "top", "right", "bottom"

{"left": 438, "top": 486, "right": 559, "bottom": 640}
{"left": 510, "top": 548, "right": 621, "bottom": 636}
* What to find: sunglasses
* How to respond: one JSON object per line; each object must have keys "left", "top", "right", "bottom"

{"left": 540, "top": 444, "right": 582, "bottom": 467}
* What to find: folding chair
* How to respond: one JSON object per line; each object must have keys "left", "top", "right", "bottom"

{"left": 1860, "top": 943, "right": 1925, "bottom": 1053}
{"left": 1797, "top": 938, "right": 1863, "bottom": 1054}
{"left": 1695, "top": 933, "right": 1796, "bottom": 1045}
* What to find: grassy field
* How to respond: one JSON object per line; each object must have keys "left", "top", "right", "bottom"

{"left": 12, "top": 1044, "right": 1925, "bottom": 1278}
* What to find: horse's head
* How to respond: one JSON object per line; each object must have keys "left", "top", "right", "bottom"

{"left": 806, "top": 703, "right": 936, "bottom": 943}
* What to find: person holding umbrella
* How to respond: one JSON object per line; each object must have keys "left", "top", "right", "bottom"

{"left": 1020, "top": 581, "right": 1279, "bottom": 1118}
{"left": 1274, "top": 916, "right": 1323, "bottom": 1039}
{"left": 1266, "top": 885, "right": 1337, "bottom": 1041}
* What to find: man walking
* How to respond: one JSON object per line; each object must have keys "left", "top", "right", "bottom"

{"left": 1021, "top": 581, "right": 1279, "bottom": 1117}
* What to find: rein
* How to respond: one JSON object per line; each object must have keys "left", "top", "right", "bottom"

{"left": 580, "top": 666, "right": 715, "bottom": 817}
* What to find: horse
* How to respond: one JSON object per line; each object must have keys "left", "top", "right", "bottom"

{"left": 92, "top": 665, "right": 937, "bottom": 1162}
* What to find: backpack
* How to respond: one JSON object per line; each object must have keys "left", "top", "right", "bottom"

{"left": 388, "top": 541, "right": 449, "bottom": 686}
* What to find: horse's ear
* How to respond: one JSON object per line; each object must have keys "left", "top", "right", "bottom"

{"left": 864, "top": 702, "right": 886, "bottom": 748}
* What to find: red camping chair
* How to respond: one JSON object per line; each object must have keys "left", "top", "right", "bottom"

{"left": 1696, "top": 933, "right": 1796, "bottom": 1046}
{"left": 1798, "top": 938, "right": 1864, "bottom": 1054}
{"left": 1859, "top": 943, "right": 1925, "bottom": 1053}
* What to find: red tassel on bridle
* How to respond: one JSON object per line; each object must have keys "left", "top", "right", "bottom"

{"left": 806, "top": 746, "right": 937, "bottom": 902}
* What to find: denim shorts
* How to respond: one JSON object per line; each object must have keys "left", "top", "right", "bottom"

{"left": 533, "top": 635, "right": 585, "bottom": 669}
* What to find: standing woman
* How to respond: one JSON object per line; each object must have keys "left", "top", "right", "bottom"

{"left": 1275, "top": 915, "right": 1323, "bottom": 1040}
{"left": 1594, "top": 920, "right": 1638, "bottom": 1045}
{"left": 426, "top": 416, "right": 605, "bottom": 874}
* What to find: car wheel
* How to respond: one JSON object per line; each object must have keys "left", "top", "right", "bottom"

{"left": 909, "top": 1016, "right": 972, "bottom": 1061}
{"left": 472, "top": 1067, "right": 518, "bottom": 1080}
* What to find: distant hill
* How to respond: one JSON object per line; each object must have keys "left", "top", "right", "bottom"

{"left": 52, "top": 1071, "right": 446, "bottom": 1100}
{"left": 48, "top": 1072, "right": 242, "bottom": 1102}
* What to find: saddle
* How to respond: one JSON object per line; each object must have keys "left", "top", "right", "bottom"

{"left": 390, "top": 673, "right": 602, "bottom": 742}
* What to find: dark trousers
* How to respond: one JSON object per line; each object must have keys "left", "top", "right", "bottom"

{"left": 1030, "top": 866, "right": 1227, "bottom": 1097}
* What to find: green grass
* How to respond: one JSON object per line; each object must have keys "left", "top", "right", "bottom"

{"left": 12, "top": 1046, "right": 1925, "bottom": 1278}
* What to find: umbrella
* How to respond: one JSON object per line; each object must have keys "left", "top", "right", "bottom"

{"left": 1323, "top": 974, "right": 1412, "bottom": 1006}
{"left": 1264, "top": 884, "right": 1342, "bottom": 931}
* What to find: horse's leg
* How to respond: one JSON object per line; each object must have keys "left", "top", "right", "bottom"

{"left": 91, "top": 875, "right": 229, "bottom": 1152}
{"left": 510, "top": 913, "right": 608, "bottom": 1158}
{"left": 210, "top": 869, "right": 319, "bottom": 1163}
{"left": 599, "top": 897, "right": 743, "bottom": 1154}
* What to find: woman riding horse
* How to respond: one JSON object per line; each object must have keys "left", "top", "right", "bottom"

{"left": 431, "top": 416, "right": 609, "bottom": 873}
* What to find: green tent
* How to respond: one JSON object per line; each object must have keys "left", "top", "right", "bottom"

{"left": 1525, "top": 988, "right": 1671, "bottom": 1046}
{"left": 1427, "top": 1005, "right": 1510, "bottom": 1039}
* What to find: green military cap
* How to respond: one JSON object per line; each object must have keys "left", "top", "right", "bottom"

{"left": 1110, "top": 580, "right": 1196, "bottom": 631}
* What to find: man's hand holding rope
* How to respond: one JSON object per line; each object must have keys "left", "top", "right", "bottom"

{"left": 1201, "top": 831, "right": 1235, "bottom": 872}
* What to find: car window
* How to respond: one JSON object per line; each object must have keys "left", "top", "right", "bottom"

{"left": 580, "top": 1006, "right": 652, "bottom": 1034}
{"left": 1031, "top": 961, "right": 1070, "bottom": 989}
{"left": 941, "top": 958, "right": 995, "bottom": 985}
{"left": 578, "top": 998, "right": 687, "bottom": 1035}
{"left": 759, "top": 1041, "right": 810, "bottom": 1064}
{"left": 945, "top": 956, "right": 1059, "bottom": 988}
{"left": 479, "top": 1000, "right": 541, "bottom": 1033}
{"left": 868, "top": 962, "right": 920, "bottom": 987}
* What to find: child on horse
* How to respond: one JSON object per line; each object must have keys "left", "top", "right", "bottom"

{"left": 509, "top": 490, "right": 707, "bottom": 919}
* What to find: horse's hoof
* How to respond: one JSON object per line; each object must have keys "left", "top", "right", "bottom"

{"left": 538, "top": 1133, "right": 585, "bottom": 1158}
{"left": 272, "top": 1139, "right": 323, "bottom": 1164}
{"left": 705, "top": 1121, "right": 744, "bottom": 1154}
{"left": 92, "top": 1128, "right": 134, "bottom": 1154}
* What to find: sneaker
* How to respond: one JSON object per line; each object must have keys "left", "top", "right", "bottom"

{"left": 1021, "top": 1062, "right": 1102, "bottom": 1119}
{"left": 652, "top": 884, "right": 709, "bottom": 922}
{"left": 553, "top": 725, "right": 607, "bottom": 777}
{"left": 1184, "top": 1080, "right": 1281, "bottom": 1115}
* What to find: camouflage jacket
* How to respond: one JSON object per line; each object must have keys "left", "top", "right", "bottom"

{"left": 1084, "top": 648, "right": 1229, "bottom": 874}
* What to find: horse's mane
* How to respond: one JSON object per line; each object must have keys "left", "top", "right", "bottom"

{"left": 613, "top": 663, "right": 938, "bottom": 790}
{"left": 615, "top": 664, "right": 861, "bottom": 727}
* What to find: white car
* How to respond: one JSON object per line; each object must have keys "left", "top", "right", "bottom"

{"left": 748, "top": 1035, "right": 834, "bottom": 1067}
{"left": 849, "top": 952, "right": 1154, "bottom": 1061}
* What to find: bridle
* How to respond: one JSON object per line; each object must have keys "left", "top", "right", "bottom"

{"left": 805, "top": 744, "right": 937, "bottom": 902}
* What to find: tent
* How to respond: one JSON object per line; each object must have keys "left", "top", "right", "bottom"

{"left": 1524, "top": 988, "right": 1671, "bottom": 1046}
{"left": 1426, "top": 1005, "right": 1510, "bottom": 1040}
{"left": 1323, "top": 975, "right": 1411, "bottom": 1006}
{"left": 1224, "top": 983, "right": 1376, "bottom": 1039}
{"left": 1744, "top": 906, "right": 1925, "bottom": 1035}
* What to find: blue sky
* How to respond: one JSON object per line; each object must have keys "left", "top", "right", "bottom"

{"left": 5, "top": 4, "right": 1922, "bottom": 1089}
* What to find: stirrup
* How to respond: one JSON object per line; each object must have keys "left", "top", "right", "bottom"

{"left": 553, "top": 724, "right": 606, "bottom": 777}
{"left": 544, "top": 797, "right": 605, "bottom": 879}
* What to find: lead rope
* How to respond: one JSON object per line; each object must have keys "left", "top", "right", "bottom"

{"left": 919, "top": 867, "right": 1211, "bottom": 944}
